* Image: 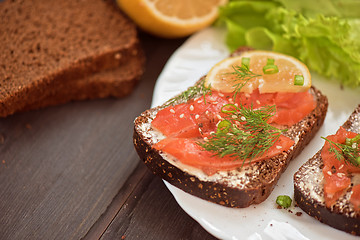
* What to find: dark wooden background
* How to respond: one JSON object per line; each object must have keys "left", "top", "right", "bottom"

{"left": 0, "top": 31, "right": 218, "bottom": 240}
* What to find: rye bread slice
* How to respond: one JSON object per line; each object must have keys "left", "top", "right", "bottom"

{"left": 294, "top": 105, "right": 360, "bottom": 236}
{"left": 133, "top": 49, "right": 329, "bottom": 208}
{"left": 0, "top": 0, "right": 142, "bottom": 117}
{"left": 19, "top": 44, "right": 145, "bottom": 113}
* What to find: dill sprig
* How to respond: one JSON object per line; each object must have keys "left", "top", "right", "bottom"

{"left": 322, "top": 135, "right": 360, "bottom": 167}
{"left": 198, "top": 103, "right": 286, "bottom": 165}
{"left": 228, "top": 65, "right": 261, "bottom": 100}
{"left": 164, "top": 79, "right": 212, "bottom": 107}
{"left": 164, "top": 64, "right": 259, "bottom": 107}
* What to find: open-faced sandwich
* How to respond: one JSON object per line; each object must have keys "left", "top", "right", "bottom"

{"left": 133, "top": 47, "right": 328, "bottom": 208}
{"left": 294, "top": 105, "right": 360, "bottom": 236}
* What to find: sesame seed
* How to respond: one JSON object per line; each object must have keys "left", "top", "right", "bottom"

{"left": 229, "top": 99, "right": 234, "bottom": 103}
{"left": 206, "top": 110, "right": 209, "bottom": 115}
{"left": 203, "top": 137, "right": 208, "bottom": 142}
{"left": 240, "top": 116, "right": 246, "bottom": 121}
{"left": 327, "top": 171, "right": 332, "bottom": 176}
{"left": 232, "top": 115, "right": 237, "bottom": 119}
{"left": 198, "top": 128, "right": 203, "bottom": 134}
{"left": 276, "top": 146, "right": 282, "bottom": 149}
{"left": 337, "top": 172, "right": 345, "bottom": 178}
{"left": 217, "top": 114, "right": 222, "bottom": 120}
{"left": 179, "top": 114, "right": 184, "bottom": 118}
{"left": 352, "top": 143, "right": 357, "bottom": 149}
{"left": 190, "top": 105, "right": 194, "bottom": 111}
{"left": 195, "top": 114, "right": 200, "bottom": 119}
{"left": 212, "top": 101, "right": 218, "bottom": 105}
{"left": 339, "top": 164, "right": 344, "bottom": 170}
{"left": 256, "top": 100, "right": 260, "bottom": 105}
{"left": 218, "top": 93, "right": 224, "bottom": 97}
{"left": 170, "top": 109, "right": 175, "bottom": 114}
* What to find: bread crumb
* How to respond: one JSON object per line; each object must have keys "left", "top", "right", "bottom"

{"left": 114, "top": 53, "right": 122, "bottom": 60}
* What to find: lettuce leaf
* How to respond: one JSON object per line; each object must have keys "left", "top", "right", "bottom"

{"left": 216, "top": 0, "right": 360, "bottom": 88}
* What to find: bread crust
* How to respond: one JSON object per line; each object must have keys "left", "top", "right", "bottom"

{"left": 294, "top": 105, "right": 360, "bottom": 235}
{"left": 133, "top": 53, "right": 328, "bottom": 207}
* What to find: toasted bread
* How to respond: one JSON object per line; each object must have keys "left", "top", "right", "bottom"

{"left": 294, "top": 105, "right": 360, "bottom": 236}
{"left": 133, "top": 48, "right": 328, "bottom": 208}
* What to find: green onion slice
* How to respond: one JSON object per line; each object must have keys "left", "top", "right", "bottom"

{"left": 345, "top": 134, "right": 360, "bottom": 146}
{"left": 263, "top": 58, "right": 279, "bottom": 74}
{"left": 266, "top": 58, "right": 275, "bottom": 65}
{"left": 217, "top": 120, "right": 232, "bottom": 133}
{"left": 221, "top": 104, "right": 238, "bottom": 114}
{"left": 276, "top": 195, "right": 292, "bottom": 208}
{"left": 294, "top": 75, "right": 304, "bottom": 86}
{"left": 241, "top": 57, "right": 250, "bottom": 68}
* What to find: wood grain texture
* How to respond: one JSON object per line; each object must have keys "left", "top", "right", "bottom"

{"left": 0, "top": 31, "right": 187, "bottom": 240}
{"left": 98, "top": 164, "right": 218, "bottom": 240}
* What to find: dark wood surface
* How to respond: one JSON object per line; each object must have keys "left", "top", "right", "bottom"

{"left": 0, "top": 31, "right": 217, "bottom": 240}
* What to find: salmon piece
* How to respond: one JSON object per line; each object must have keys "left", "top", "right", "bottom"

{"left": 321, "top": 127, "right": 360, "bottom": 207}
{"left": 270, "top": 91, "right": 316, "bottom": 126}
{"left": 151, "top": 88, "right": 315, "bottom": 174}
{"left": 151, "top": 92, "right": 229, "bottom": 138}
{"left": 153, "top": 135, "right": 294, "bottom": 175}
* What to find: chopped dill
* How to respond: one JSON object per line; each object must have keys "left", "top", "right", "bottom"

{"left": 198, "top": 103, "right": 286, "bottom": 165}
{"left": 228, "top": 65, "right": 261, "bottom": 100}
{"left": 322, "top": 135, "right": 360, "bottom": 167}
{"left": 164, "top": 79, "right": 212, "bottom": 107}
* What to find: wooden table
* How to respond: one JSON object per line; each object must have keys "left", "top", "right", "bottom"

{"left": 0, "top": 31, "right": 218, "bottom": 240}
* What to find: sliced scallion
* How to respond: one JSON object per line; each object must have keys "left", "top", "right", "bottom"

{"left": 294, "top": 75, "right": 304, "bottom": 86}
{"left": 263, "top": 58, "right": 279, "bottom": 74}
{"left": 276, "top": 195, "right": 292, "bottom": 208}
{"left": 241, "top": 57, "right": 250, "bottom": 68}
{"left": 217, "top": 120, "right": 232, "bottom": 133}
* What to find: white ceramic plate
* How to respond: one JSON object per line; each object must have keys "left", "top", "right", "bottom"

{"left": 151, "top": 27, "right": 360, "bottom": 240}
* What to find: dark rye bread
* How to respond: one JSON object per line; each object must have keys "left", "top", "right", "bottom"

{"left": 20, "top": 45, "right": 145, "bottom": 113}
{"left": 0, "top": 0, "right": 142, "bottom": 117}
{"left": 294, "top": 105, "right": 360, "bottom": 236}
{"left": 133, "top": 49, "right": 329, "bottom": 208}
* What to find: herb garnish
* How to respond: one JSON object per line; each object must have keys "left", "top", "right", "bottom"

{"left": 322, "top": 134, "right": 360, "bottom": 167}
{"left": 164, "top": 79, "right": 212, "bottom": 106}
{"left": 276, "top": 195, "right": 292, "bottom": 208}
{"left": 228, "top": 65, "right": 261, "bottom": 101}
{"left": 198, "top": 103, "right": 285, "bottom": 165}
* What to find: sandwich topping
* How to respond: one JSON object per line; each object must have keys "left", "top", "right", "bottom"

{"left": 321, "top": 127, "right": 360, "bottom": 210}
{"left": 152, "top": 51, "right": 316, "bottom": 175}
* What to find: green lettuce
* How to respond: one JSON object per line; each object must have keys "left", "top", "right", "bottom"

{"left": 216, "top": 0, "right": 360, "bottom": 88}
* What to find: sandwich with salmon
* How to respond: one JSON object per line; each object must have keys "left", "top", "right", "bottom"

{"left": 133, "top": 47, "right": 328, "bottom": 208}
{"left": 294, "top": 105, "right": 360, "bottom": 235}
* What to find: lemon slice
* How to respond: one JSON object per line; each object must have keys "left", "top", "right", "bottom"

{"left": 205, "top": 50, "right": 311, "bottom": 93}
{"left": 116, "top": 0, "right": 228, "bottom": 38}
